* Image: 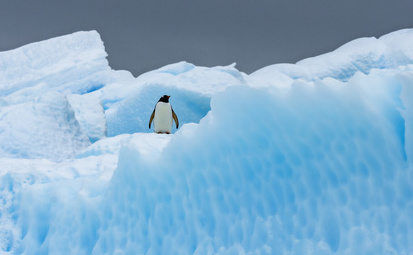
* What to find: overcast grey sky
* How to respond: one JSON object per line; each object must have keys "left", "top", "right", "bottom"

{"left": 1, "top": 0, "right": 413, "bottom": 76}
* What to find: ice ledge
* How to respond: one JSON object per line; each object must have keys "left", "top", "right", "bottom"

{"left": 0, "top": 30, "right": 110, "bottom": 97}
{"left": 252, "top": 28, "right": 413, "bottom": 83}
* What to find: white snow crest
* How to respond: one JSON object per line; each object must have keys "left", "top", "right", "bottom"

{"left": 0, "top": 30, "right": 110, "bottom": 98}
{"left": 252, "top": 28, "right": 413, "bottom": 84}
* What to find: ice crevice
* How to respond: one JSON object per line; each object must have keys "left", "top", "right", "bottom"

{"left": 399, "top": 73, "right": 413, "bottom": 162}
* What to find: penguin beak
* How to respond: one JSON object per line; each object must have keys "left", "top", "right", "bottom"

{"left": 167, "top": 96, "right": 171, "bottom": 99}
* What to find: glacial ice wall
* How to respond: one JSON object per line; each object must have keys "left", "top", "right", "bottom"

{"left": 0, "top": 29, "right": 413, "bottom": 255}
{"left": 93, "top": 68, "right": 413, "bottom": 254}
{"left": 0, "top": 31, "right": 112, "bottom": 159}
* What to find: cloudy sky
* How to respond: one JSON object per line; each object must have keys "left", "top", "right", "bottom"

{"left": 1, "top": 0, "right": 413, "bottom": 76}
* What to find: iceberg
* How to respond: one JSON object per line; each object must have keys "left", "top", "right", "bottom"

{"left": 0, "top": 29, "right": 412, "bottom": 254}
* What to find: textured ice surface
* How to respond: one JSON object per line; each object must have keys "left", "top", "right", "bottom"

{"left": 252, "top": 29, "right": 413, "bottom": 83}
{"left": 0, "top": 31, "right": 110, "bottom": 98}
{"left": 0, "top": 92, "right": 90, "bottom": 160}
{"left": 67, "top": 93, "right": 107, "bottom": 143}
{"left": 94, "top": 70, "right": 413, "bottom": 254}
{"left": 0, "top": 29, "right": 413, "bottom": 254}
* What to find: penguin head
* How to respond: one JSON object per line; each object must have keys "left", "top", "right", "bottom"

{"left": 159, "top": 95, "right": 170, "bottom": 103}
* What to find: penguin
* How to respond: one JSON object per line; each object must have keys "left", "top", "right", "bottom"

{"left": 149, "top": 95, "right": 179, "bottom": 134}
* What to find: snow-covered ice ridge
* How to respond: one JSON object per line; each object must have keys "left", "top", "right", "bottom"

{"left": 0, "top": 29, "right": 412, "bottom": 254}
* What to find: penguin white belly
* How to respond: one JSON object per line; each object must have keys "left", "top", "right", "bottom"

{"left": 154, "top": 102, "right": 173, "bottom": 133}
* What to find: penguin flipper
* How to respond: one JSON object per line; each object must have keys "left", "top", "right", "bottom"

{"left": 149, "top": 109, "right": 155, "bottom": 129}
{"left": 172, "top": 109, "right": 179, "bottom": 128}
